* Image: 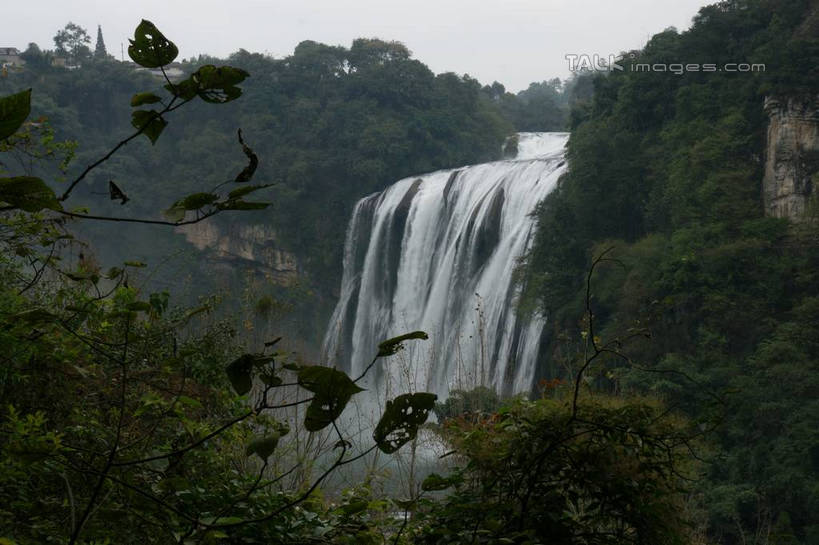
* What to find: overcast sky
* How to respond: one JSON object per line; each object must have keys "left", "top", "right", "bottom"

{"left": 5, "top": 0, "right": 711, "bottom": 92}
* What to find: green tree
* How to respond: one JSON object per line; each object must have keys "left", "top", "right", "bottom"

{"left": 414, "top": 396, "right": 695, "bottom": 545}
{"left": 412, "top": 257, "right": 701, "bottom": 544}
{"left": 1, "top": 31, "right": 515, "bottom": 350}
{"left": 1, "top": 20, "right": 440, "bottom": 545}
{"left": 54, "top": 22, "right": 92, "bottom": 65}
{"left": 520, "top": 2, "right": 819, "bottom": 542}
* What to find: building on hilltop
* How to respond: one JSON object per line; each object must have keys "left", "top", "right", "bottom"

{"left": 132, "top": 63, "right": 186, "bottom": 82}
{"left": 0, "top": 47, "right": 25, "bottom": 68}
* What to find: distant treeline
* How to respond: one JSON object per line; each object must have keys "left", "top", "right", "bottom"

{"left": 1, "top": 34, "right": 577, "bottom": 345}
{"left": 2, "top": 36, "right": 572, "bottom": 282}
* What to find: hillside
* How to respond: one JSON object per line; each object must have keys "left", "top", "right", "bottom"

{"left": 1, "top": 40, "right": 566, "bottom": 349}
{"left": 522, "top": 0, "right": 819, "bottom": 542}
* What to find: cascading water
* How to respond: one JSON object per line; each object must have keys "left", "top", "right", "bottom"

{"left": 322, "top": 132, "right": 568, "bottom": 401}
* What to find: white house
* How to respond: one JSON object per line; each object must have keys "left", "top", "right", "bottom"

{"left": 0, "top": 47, "right": 25, "bottom": 67}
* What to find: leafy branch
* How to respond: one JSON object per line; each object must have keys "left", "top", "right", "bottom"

{"left": 1, "top": 19, "right": 267, "bottom": 230}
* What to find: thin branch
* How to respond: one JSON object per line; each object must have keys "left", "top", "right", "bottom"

{"left": 571, "top": 247, "right": 616, "bottom": 419}
{"left": 111, "top": 397, "right": 312, "bottom": 468}
{"left": 68, "top": 314, "right": 131, "bottom": 545}
{"left": 111, "top": 410, "right": 253, "bottom": 467}
{"left": 58, "top": 208, "right": 219, "bottom": 227}
{"left": 61, "top": 472, "right": 77, "bottom": 536}
{"left": 337, "top": 444, "right": 378, "bottom": 467}
{"left": 199, "top": 460, "right": 269, "bottom": 541}
{"left": 206, "top": 413, "right": 351, "bottom": 530}
{"left": 59, "top": 97, "right": 192, "bottom": 202}
{"left": 354, "top": 355, "right": 380, "bottom": 384}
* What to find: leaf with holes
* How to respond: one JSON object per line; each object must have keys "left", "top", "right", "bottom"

{"left": 377, "top": 331, "right": 429, "bottom": 358}
{"left": 373, "top": 392, "right": 437, "bottom": 453}
{"left": 127, "top": 20, "right": 178, "bottom": 68}
{"left": 298, "top": 366, "right": 364, "bottom": 432}
{"left": 191, "top": 65, "right": 249, "bottom": 104}
{"left": 0, "top": 88, "right": 31, "bottom": 140}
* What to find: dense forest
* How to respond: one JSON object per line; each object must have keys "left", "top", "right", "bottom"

{"left": 523, "top": 0, "right": 819, "bottom": 543}
{"left": 1, "top": 0, "right": 818, "bottom": 543}
{"left": 1, "top": 34, "right": 570, "bottom": 350}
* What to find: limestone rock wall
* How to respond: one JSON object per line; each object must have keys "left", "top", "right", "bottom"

{"left": 176, "top": 221, "right": 300, "bottom": 284}
{"left": 763, "top": 95, "right": 819, "bottom": 219}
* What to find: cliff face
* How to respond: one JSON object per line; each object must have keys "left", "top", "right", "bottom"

{"left": 176, "top": 221, "right": 300, "bottom": 284}
{"left": 763, "top": 95, "right": 819, "bottom": 219}
{"left": 176, "top": 220, "right": 329, "bottom": 359}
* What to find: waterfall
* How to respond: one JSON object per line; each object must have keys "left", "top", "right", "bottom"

{"left": 322, "top": 132, "right": 569, "bottom": 400}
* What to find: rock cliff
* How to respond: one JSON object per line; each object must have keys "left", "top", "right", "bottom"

{"left": 176, "top": 221, "right": 300, "bottom": 284}
{"left": 763, "top": 95, "right": 819, "bottom": 219}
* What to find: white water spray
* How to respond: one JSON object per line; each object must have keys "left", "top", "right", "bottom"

{"left": 322, "top": 132, "right": 568, "bottom": 400}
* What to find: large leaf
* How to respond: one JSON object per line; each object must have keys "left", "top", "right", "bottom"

{"left": 234, "top": 129, "right": 258, "bottom": 182}
{"left": 421, "top": 472, "right": 460, "bottom": 492}
{"left": 162, "top": 204, "right": 186, "bottom": 223}
{"left": 131, "top": 110, "right": 167, "bottom": 145}
{"left": 0, "top": 89, "right": 31, "bottom": 140}
{"left": 297, "top": 366, "right": 364, "bottom": 432}
{"left": 127, "top": 20, "right": 179, "bottom": 68}
{"left": 178, "top": 192, "right": 219, "bottom": 210}
{"left": 0, "top": 176, "right": 61, "bottom": 212}
{"left": 165, "top": 65, "right": 249, "bottom": 103}
{"left": 225, "top": 353, "right": 275, "bottom": 396}
{"left": 192, "top": 65, "right": 249, "bottom": 104}
{"left": 246, "top": 433, "right": 280, "bottom": 460}
{"left": 130, "top": 92, "right": 162, "bottom": 107}
{"left": 228, "top": 184, "right": 272, "bottom": 199}
{"left": 377, "top": 331, "right": 429, "bottom": 358}
{"left": 373, "top": 392, "right": 437, "bottom": 453}
{"left": 164, "top": 78, "right": 199, "bottom": 100}
{"left": 226, "top": 354, "right": 254, "bottom": 396}
{"left": 338, "top": 500, "right": 369, "bottom": 516}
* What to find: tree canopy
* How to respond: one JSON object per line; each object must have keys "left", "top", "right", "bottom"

{"left": 521, "top": 1, "right": 819, "bottom": 543}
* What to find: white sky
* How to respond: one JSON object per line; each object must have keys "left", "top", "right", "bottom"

{"left": 4, "top": 0, "right": 710, "bottom": 92}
